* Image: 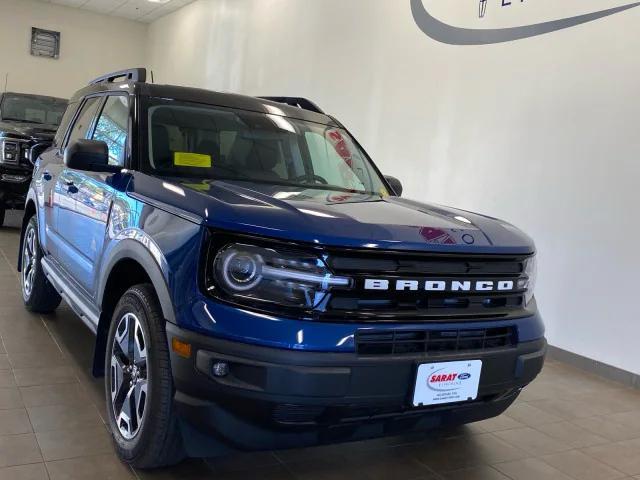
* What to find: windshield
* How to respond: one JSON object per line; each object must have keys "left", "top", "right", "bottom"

{"left": 145, "top": 101, "right": 388, "bottom": 195}
{"left": 0, "top": 93, "right": 67, "bottom": 126}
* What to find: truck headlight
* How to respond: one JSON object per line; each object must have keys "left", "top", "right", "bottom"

{"left": 0, "top": 139, "right": 18, "bottom": 163}
{"left": 211, "top": 243, "right": 351, "bottom": 310}
{"left": 520, "top": 256, "right": 537, "bottom": 305}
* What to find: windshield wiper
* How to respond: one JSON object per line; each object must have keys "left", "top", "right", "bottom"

{"left": 219, "top": 177, "right": 374, "bottom": 195}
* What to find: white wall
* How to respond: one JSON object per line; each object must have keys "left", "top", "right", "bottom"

{"left": 148, "top": 0, "right": 640, "bottom": 375}
{"left": 0, "top": 0, "right": 147, "bottom": 99}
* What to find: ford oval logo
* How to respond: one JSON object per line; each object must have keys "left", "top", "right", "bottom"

{"left": 458, "top": 373, "right": 471, "bottom": 380}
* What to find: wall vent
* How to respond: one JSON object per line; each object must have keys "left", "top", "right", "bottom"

{"left": 30, "top": 27, "right": 61, "bottom": 59}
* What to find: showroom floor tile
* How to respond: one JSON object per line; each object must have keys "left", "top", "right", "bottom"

{"left": 0, "top": 211, "right": 638, "bottom": 480}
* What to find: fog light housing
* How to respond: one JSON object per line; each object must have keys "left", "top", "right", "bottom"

{"left": 212, "top": 361, "right": 229, "bottom": 377}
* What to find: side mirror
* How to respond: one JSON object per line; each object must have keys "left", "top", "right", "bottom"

{"left": 384, "top": 175, "right": 403, "bottom": 197}
{"left": 28, "top": 141, "right": 53, "bottom": 166}
{"left": 64, "top": 139, "right": 119, "bottom": 173}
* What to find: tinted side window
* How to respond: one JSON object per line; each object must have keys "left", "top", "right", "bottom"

{"left": 91, "top": 95, "right": 129, "bottom": 166}
{"left": 66, "top": 97, "right": 100, "bottom": 146}
{"left": 53, "top": 103, "right": 78, "bottom": 148}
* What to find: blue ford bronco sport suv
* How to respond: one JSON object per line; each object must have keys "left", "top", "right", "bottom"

{"left": 18, "top": 68, "right": 545, "bottom": 468}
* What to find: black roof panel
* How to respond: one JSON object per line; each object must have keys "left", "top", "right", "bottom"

{"left": 70, "top": 81, "right": 338, "bottom": 126}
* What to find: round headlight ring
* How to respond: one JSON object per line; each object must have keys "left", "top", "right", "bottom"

{"left": 219, "top": 249, "right": 264, "bottom": 292}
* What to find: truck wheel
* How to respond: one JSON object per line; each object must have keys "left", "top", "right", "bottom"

{"left": 105, "top": 284, "right": 185, "bottom": 468}
{"left": 0, "top": 208, "right": 5, "bottom": 227}
{"left": 21, "top": 215, "right": 61, "bottom": 313}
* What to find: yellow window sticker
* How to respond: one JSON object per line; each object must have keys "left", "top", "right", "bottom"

{"left": 174, "top": 152, "right": 212, "bottom": 168}
{"left": 182, "top": 182, "right": 210, "bottom": 192}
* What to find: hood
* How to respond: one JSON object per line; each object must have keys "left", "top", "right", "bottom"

{"left": 130, "top": 175, "right": 535, "bottom": 254}
{"left": 0, "top": 120, "right": 57, "bottom": 140}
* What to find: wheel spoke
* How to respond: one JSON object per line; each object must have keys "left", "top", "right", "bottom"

{"left": 28, "top": 230, "right": 35, "bottom": 256}
{"left": 133, "top": 318, "right": 147, "bottom": 366}
{"left": 26, "top": 269, "right": 35, "bottom": 292}
{"left": 134, "top": 379, "right": 147, "bottom": 428}
{"left": 110, "top": 355, "right": 127, "bottom": 405}
{"left": 23, "top": 247, "right": 32, "bottom": 270}
{"left": 117, "top": 384, "right": 135, "bottom": 439}
{"left": 114, "top": 315, "right": 131, "bottom": 361}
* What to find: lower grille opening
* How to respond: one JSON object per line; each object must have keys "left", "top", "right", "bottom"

{"left": 272, "top": 404, "right": 325, "bottom": 425}
{"left": 356, "top": 327, "right": 516, "bottom": 356}
{"left": 270, "top": 392, "right": 508, "bottom": 426}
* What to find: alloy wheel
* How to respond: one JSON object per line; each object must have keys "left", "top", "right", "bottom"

{"left": 110, "top": 313, "right": 148, "bottom": 440}
{"left": 22, "top": 227, "right": 36, "bottom": 297}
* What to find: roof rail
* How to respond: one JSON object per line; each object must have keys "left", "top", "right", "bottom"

{"left": 89, "top": 68, "right": 147, "bottom": 86}
{"left": 259, "top": 96, "right": 325, "bottom": 114}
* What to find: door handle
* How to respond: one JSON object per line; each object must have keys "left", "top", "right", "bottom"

{"left": 43, "top": 171, "right": 52, "bottom": 181}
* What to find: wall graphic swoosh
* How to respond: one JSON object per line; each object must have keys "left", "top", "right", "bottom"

{"left": 411, "top": 0, "right": 640, "bottom": 45}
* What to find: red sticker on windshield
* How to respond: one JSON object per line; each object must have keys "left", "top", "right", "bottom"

{"left": 327, "top": 130, "right": 353, "bottom": 167}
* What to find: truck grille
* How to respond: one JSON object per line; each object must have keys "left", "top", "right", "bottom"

{"left": 356, "top": 327, "right": 516, "bottom": 356}
{"left": 322, "top": 252, "right": 531, "bottom": 322}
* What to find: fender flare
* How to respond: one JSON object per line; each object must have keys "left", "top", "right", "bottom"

{"left": 96, "top": 237, "right": 175, "bottom": 324}
{"left": 92, "top": 237, "right": 175, "bottom": 377}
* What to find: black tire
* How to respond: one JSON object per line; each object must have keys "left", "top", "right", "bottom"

{"left": 21, "top": 215, "right": 61, "bottom": 313}
{"left": 0, "top": 208, "right": 5, "bottom": 227}
{"left": 105, "top": 284, "right": 185, "bottom": 469}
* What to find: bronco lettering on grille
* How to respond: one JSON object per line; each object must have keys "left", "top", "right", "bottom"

{"left": 363, "top": 279, "right": 515, "bottom": 292}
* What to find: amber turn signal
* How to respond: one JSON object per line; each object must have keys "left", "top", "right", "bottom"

{"left": 171, "top": 338, "right": 192, "bottom": 358}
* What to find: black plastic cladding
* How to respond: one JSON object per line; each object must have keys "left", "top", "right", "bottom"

{"left": 89, "top": 68, "right": 147, "bottom": 85}
{"left": 258, "top": 96, "right": 326, "bottom": 114}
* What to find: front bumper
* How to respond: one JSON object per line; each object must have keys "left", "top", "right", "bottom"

{"left": 167, "top": 322, "right": 546, "bottom": 452}
{"left": 0, "top": 167, "right": 31, "bottom": 208}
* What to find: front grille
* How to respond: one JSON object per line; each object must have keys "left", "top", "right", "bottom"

{"left": 322, "top": 252, "right": 531, "bottom": 322}
{"left": 272, "top": 404, "right": 325, "bottom": 425}
{"left": 356, "top": 327, "right": 516, "bottom": 356}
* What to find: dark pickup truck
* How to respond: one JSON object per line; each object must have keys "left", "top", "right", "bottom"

{"left": 0, "top": 92, "right": 67, "bottom": 225}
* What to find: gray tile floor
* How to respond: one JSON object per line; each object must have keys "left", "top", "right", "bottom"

{"left": 0, "top": 210, "right": 638, "bottom": 480}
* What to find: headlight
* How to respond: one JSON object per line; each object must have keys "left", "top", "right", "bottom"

{"left": 519, "top": 256, "right": 537, "bottom": 305}
{"left": 211, "top": 243, "right": 351, "bottom": 310}
{"left": 0, "top": 139, "right": 18, "bottom": 163}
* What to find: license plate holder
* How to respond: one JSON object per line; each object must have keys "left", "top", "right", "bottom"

{"left": 412, "top": 360, "right": 482, "bottom": 407}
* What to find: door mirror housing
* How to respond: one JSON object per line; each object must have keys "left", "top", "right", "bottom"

{"left": 64, "top": 139, "right": 120, "bottom": 173}
{"left": 28, "top": 141, "right": 53, "bottom": 166}
{"left": 384, "top": 175, "right": 403, "bottom": 197}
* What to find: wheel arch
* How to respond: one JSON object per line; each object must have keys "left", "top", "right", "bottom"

{"left": 93, "top": 239, "right": 175, "bottom": 377}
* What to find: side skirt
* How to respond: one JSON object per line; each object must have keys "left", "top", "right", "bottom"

{"left": 41, "top": 256, "right": 100, "bottom": 334}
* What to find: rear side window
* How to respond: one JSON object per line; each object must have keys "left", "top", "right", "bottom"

{"left": 65, "top": 97, "right": 100, "bottom": 147}
{"left": 53, "top": 103, "right": 78, "bottom": 147}
{"left": 91, "top": 95, "right": 129, "bottom": 166}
